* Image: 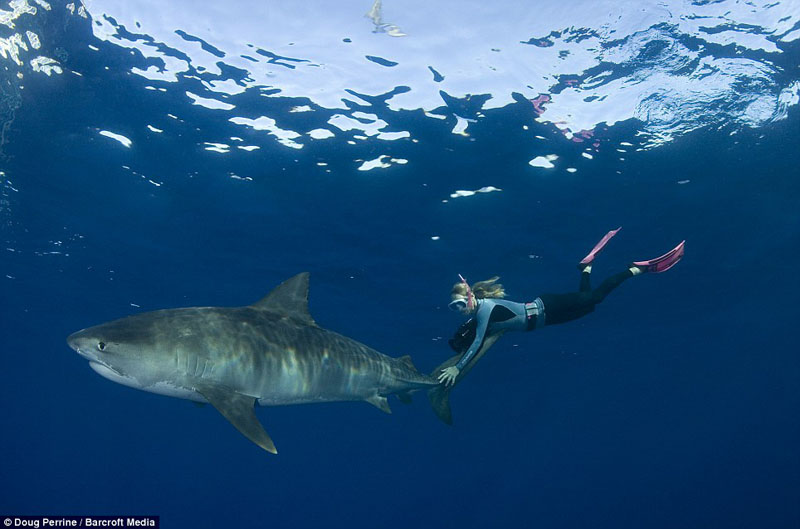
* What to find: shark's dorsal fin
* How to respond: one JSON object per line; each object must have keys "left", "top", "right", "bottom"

{"left": 252, "top": 272, "right": 316, "bottom": 326}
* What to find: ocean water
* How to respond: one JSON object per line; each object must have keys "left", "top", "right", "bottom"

{"left": 2, "top": 1, "right": 799, "bottom": 528}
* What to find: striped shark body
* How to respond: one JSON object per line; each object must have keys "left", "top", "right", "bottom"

{"left": 67, "top": 273, "right": 440, "bottom": 454}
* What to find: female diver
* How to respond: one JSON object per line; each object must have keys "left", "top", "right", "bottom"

{"left": 437, "top": 228, "right": 685, "bottom": 387}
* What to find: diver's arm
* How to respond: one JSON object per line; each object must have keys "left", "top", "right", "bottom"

{"left": 438, "top": 303, "right": 492, "bottom": 386}
{"left": 438, "top": 309, "right": 490, "bottom": 386}
{"left": 439, "top": 316, "right": 491, "bottom": 386}
{"left": 455, "top": 306, "right": 490, "bottom": 370}
{"left": 435, "top": 330, "right": 506, "bottom": 389}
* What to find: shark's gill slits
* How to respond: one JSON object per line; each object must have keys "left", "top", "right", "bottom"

{"left": 198, "top": 360, "right": 210, "bottom": 379}
{"left": 189, "top": 353, "right": 198, "bottom": 379}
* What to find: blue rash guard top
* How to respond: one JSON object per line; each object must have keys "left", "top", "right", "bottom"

{"left": 455, "top": 297, "right": 544, "bottom": 370}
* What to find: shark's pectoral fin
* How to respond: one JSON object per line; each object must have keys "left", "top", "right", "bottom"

{"left": 194, "top": 383, "right": 277, "bottom": 454}
{"left": 366, "top": 394, "right": 392, "bottom": 414}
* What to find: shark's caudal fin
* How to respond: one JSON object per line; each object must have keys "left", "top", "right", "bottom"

{"left": 251, "top": 272, "right": 317, "bottom": 326}
{"left": 428, "top": 357, "right": 456, "bottom": 425}
{"left": 428, "top": 385, "right": 453, "bottom": 424}
{"left": 427, "top": 331, "right": 506, "bottom": 425}
{"left": 194, "top": 382, "right": 277, "bottom": 454}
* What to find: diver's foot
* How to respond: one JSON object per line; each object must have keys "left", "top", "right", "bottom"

{"left": 632, "top": 240, "right": 685, "bottom": 273}
{"left": 578, "top": 227, "right": 621, "bottom": 269}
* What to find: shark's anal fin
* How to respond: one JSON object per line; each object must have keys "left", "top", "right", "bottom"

{"left": 366, "top": 394, "right": 392, "bottom": 414}
{"left": 194, "top": 382, "right": 277, "bottom": 454}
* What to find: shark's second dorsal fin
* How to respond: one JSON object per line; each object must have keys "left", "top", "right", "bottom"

{"left": 398, "top": 355, "right": 416, "bottom": 370}
{"left": 252, "top": 272, "right": 316, "bottom": 326}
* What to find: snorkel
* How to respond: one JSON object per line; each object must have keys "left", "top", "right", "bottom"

{"left": 458, "top": 273, "right": 475, "bottom": 312}
{"left": 448, "top": 274, "right": 476, "bottom": 312}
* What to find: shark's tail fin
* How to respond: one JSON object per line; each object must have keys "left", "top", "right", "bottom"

{"left": 427, "top": 355, "right": 458, "bottom": 425}
{"left": 427, "top": 331, "right": 506, "bottom": 425}
{"left": 428, "top": 382, "right": 453, "bottom": 425}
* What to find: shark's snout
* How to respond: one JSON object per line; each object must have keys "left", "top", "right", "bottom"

{"left": 67, "top": 329, "right": 96, "bottom": 360}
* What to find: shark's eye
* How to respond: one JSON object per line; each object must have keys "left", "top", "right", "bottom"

{"left": 97, "top": 342, "right": 106, "bottom": 352}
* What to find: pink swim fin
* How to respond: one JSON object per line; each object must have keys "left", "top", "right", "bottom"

{"left": 632, "top": 240, "right": 685, "bottom": 273}
{"left": 579, "top": 227, "right": 622, "bottom": 267}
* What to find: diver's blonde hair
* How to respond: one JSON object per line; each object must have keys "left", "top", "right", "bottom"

{"left": 451, "top": 276, "right": 506, "bottom": 300}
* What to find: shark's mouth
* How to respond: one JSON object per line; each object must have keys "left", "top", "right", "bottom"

{"left": 88, "top": 361, "right": 140, "bottom": 389}
{"left": 87, "top": 360, "right": 202, "bottom": 401}
{"left": 89, "top": 360, "right": 120, "bottom": 377}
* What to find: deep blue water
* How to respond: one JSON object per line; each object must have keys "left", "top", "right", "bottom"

{"left": 2, "top": 2, "right": 799, "bottom": 528}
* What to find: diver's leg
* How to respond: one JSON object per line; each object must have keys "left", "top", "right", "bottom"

{"left": 542, "top": 267, "right": 634, "bottom": 325}
{"left": 588, "top": 241, "right": 685, "bottom": 302}
{"left": 590, "top": 269, "right": 636, "bottom": 304}
{"left": 544, "top": 240, "right": 683, "bottom": 325}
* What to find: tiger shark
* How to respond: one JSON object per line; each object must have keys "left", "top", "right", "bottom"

{"left": 67, "top": 273, "right": 441, "bottom": 454}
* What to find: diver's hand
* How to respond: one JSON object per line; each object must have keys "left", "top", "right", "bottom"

{"left": 438, "top": 366, "right": 460, "bottom": 387}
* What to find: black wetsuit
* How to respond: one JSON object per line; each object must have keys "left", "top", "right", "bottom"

{"left": 453, "top": 269, "right": 633, "bottom": 370}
